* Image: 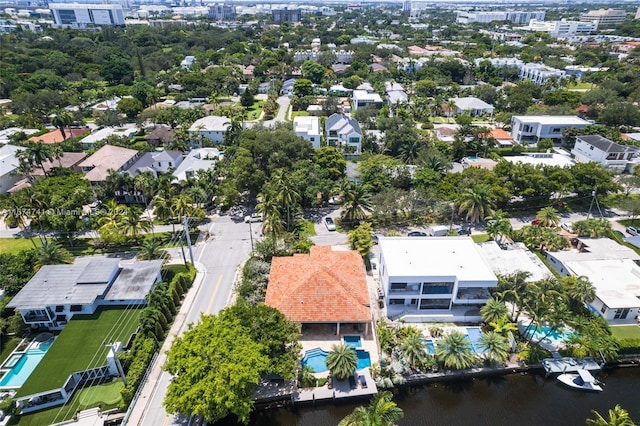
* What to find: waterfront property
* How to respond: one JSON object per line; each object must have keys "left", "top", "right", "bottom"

{"left": 7, "top": 256, "right": 162, "bottom": 330}
{"left": 0, "top": 335, "right": 54, "bottom": 390}
{"left": 377, "top": 236, "right": 498, "bottom": 322}
{"left": 546, "top": 238, "right": 640, "bottom": 324}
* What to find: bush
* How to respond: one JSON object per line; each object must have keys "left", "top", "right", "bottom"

{"left": 120, "top": 337, "right": 157, "bottom": 406}
{"left": 617, "top": 338, "right": 640, "bottom": 355}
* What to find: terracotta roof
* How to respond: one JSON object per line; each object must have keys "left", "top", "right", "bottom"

{"left": 265, "top": 246, "right": 371, "bottom": 323}
{"left": 489, "top": 128, "right": 514, "bottom": 140}
{"left": 29, "top": 127, "right": 90, "bottom": 144}
{"left": 31, "top": 152, "right": 87, "bottom": 176}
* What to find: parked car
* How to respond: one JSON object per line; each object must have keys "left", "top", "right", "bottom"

{"left": 626, "top": 226, "right": 638, "bottom": 236}
{"left": 372, "top": 234, "right": 379, "bottom": 244}
{"left": 457, "top": 227, "right": 471, "bottom": 236}
{"left": 560, "top": 222, "right": 573, "bottom": 233}
{"left": 408, "top": 231, "right": 427, "bottom": 237}
{"left": 325, "top": 217, "right": 336, "bottom": 231}
{"left": 244, "top": 213, "right": 263, "bottom": 223}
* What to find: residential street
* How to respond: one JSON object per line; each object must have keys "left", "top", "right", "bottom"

{"left": 128, "top": 215, "right": 256, "bottom": 426}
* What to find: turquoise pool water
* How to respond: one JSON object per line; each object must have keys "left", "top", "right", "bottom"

{"left": 0, "top": 340, "right": 53, "bottom": 388}
{"left": 425, "top": 339, "right": 435, "bottom": 355}
{"left": 343, "top": 335, "right": 362, "bottom": 349}
{"left": 465, "top": 327, "right": 487, "bottom": 354}
{"left": 301, "top": 348, "right": 371, "bottom": 373}
{"left": 524, "top": 325, "right": 575, "bottom": 344}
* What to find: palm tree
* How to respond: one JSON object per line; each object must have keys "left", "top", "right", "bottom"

{"left": 535, "top": 206, "right": 560, "bottom": 227}
{"left": 137, "top": 239, "right": 169, "bottom": 262}
{"left": 118, "top": 206, "right": 152, "bottom": 241}
{"left": 399, "top": 138, "right": 423, "bottom": 164}
{"left": 397, "top": 331, "right": 428, "bottom": 371}
{"left": 457, "top": 184, "right": 495, "bottom": 224}
{"left": 341, "top": 183, "right": 372, "bottom": 226}
{"left": 257, "top": 193, "right": 285, "bottom": 239}
{"left": 19, "top": 142, "right": 55, "bottom": 177}
{"left": 171, "top": 194, "right": 195, "bottom": 222}
{"left": 339, "top": 391, "right": 404, "bottom": 426}
{"left": 446, "top": 99, "right": 457, "bottom": 123}
{"left": 485, "top": 210, "right": 512, "bottom": 244}
{"left": 562, "top": 275, "right": 596, "bottom": 305}
{"left": 480, "top": 298, "right": 508, "bottom": 324}
{"left": 51, "top": 109, "right": 73, "bottom": 141}
{"left": 496, "top": 271, "right": 531, "bottom": 321}
{"left": 269, "top": 169, "right": 301, "bottom": 232}
{"left": 586, "top": 405, "right": 636, "bottom": 426}
{"left": 488, "top": 315, "right": 519, "bottom": 337}
{"left": 34, "top": 241, "right": 74, "bottom": 270}
{"left": 325, "top": 343, "right": 357, "bottom": 381}
{"left": 435, "top": 331, "right": 477, "bottom": 370}
{"left": 478, "top": 331, "right": 511, "bottom": 365}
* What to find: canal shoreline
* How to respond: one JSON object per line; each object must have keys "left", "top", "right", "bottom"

{"left": 253, "top": 357, "right": 640, "bottom": 411}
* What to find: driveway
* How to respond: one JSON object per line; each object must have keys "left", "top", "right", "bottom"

{"left": 263, "top": 95, "right": 290, "bottom": 128}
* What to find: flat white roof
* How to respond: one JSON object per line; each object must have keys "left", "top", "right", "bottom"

{"left": 477, "top": 241, "right": 553, "bottom": 282}
{"left": 504, "top": 153, "right": 575, "bottom": 168}
{"left": 379, "top": 236, "right": 498, "bottom": 283}
{"left": 565, "top": 259, "right": 640, "bottom": 309}
{"left": 513, "top": 115, "right": 590, "bottom": 125}
{"left": 549, "top": 238, "right": 640, "bottom": 263}
{"left": 293, "top": 116, "right": 320, "bottom": 134}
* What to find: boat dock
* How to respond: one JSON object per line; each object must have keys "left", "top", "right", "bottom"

{"left": 543, "top": 357, "right": 602, "bottom": 374}
{"left": 292, "top": 371, "right": 377, "bottom": 404}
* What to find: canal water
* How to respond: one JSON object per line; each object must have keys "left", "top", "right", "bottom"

{"left": 223, "top": 367, "right": 640, "bottom": 426}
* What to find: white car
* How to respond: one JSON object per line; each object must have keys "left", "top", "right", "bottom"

{"left": 325, "top": 217, "right": 336, "bottom": 231}
{"left": 560, "top": 223, "right": 573, "bottom": 233}
{"left": 244, "top": 213, "right": 263, "bottom": 223}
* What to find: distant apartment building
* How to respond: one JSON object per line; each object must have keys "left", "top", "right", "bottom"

{"left": 519, "top": 63, "right": 566, "bottom": 85}
{"left": 49, "top": 3, "right": 125, "bottom": 27}
{"left": 527, "top": 19, "right": 598, "bottom": 38}
{"left": 271, "top": 7, "right": 301, "bottom": 23}
{"left": 208, "top": 3, "right": 235, "bottom": 21}
{"left": 511, "top": 115, "right": 590, "bottom": 144}
{"left": 456, "top": 10, "right": 545, "bottom": 24}
{"left": 580, "top": 9, "right": 626, "bottom": 26}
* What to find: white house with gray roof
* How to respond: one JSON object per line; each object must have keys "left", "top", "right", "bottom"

{"left": 571, "top": 135, "right": 639, "bottom": 173}
{"left": 453, "top": 96, "right": 494, "bottom": 117}
{"left": 126, "top": 150, "right": 183, "bottom": 178}
{"left": 0, "top": 144, "right": 23, "bottom": 194}
{"left": 188, "top": 115, "right": 230, "bottom": 145}
{"left": 325, "top": 113, "right": 363, "bottom": 155}
{"left": 172, "top": 148, "right": 222, "bottom": 182}
{"left": 7, "top": 256, "right": 163, "bottom": 330}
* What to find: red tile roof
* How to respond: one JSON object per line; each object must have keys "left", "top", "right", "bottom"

{"left": 489, "top": 128, "right": 514, "bottom": 140}
{"left": 29, "top": 127, "right": 90, "bottom": 144}
{"left": 265, "top": 246, "right": 371, "bottom": 324}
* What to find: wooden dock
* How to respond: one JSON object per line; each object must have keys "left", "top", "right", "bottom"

{"left": 542, "top": 357, "right": 602, "bottom": 374}
{"left": 292, "top": 371, "right": 377, "bottom": 403}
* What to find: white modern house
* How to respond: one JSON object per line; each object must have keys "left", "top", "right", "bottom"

{"left": 571, "top": 135, "right": 639, "bottom": 173}
{"left": 546, "top": 238, "right": 640, "bottom": 324}
{"left": 377, "top": 236, "right": 498, "bottom": 322}
{"left": 7, "top": 256, "right": 163, "bottom": 330}
{"left": 172, "top": 148, "right": 222, "bottom": 182}
{"left": 0, "top": 144, "right": 22, "bottom": 194}
{"left": 325, "top": 113, "right": 363, "bottom": 155}
{"left": 452, "top": 97, "right": 494, "bottom": 117}
{"left": 188, "top": 115, "right": 230, "bottom": 145}
{"left": 181, "top": 55, "right": 195, "bottom": 70}
{"left": 79, "top": 124, "right": 138, "bottom": 149}
{"left": 519, "top": 63, "right": 566, "bottom": 86}
{"left": 510, "top": 115, "right": 590, "bottom": 144}
{"left": 293, "top": 116, "right": 321, "bottom": 149}
{"left": 126, "top": 150, "right": 183, "bottom": 178}
{"left": 351, "top": 90, "right": 384, "bottom": 110}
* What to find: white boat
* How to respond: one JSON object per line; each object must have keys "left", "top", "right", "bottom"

{"left": 557, "top": 369, "right": 603, "bottom": 392}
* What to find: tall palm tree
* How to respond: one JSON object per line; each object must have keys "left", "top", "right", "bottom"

{"left": 485, "top": 210, "right": 512, "bottom": 244}
{"left": 480, "top": 298, "right": 508, "bottom": 324}
{"left": 339, "top": 391, "right": 404, "bottom": 426}
{"left": 171, "top": 194, "right": 195, "bottom": 222}
{"left": 562, "top": 275, "right": 596, "bottom": 305}
{"left": 435, "top": 331, "right": 477, "bottom": 370}
{"left": 397, "top": 331, "right": 428, "bottom": 371}
{"left": 586, "top": 405, "right": 636, "bottom": 426}
{"left": 118, "top": 206, "right": 152, "bottom": 240}
{"left": 325, "top": 343, "right": 357, "bottom": 381}
{"left": 496, "top": 271, "right": 532, "bottom": 321}
{"left": 399, "top": 138, "right": 423, "bottom": 164}
{"left": 341, "top": 183, "right": 372, "bottom": 226}
{"left": 137, "top": 238, "right": 170, "bottom": 262}
{"left": 34, "top": 241, "right": 74, "bottom": 270}
{"left": 457, "top": 184, "right": 495, "bottom": 224}
{"left": 51, "top": 109, "right": 73, "bottom": 141}
{"left": 478, "top": 331, "right": 511, "bottom": 365}
{"left": 257, "top": 193, "right": 285, "bottom": 239}
{"left": 535, "top": 206, "right": 560, "bottom": 227}
{"left": 19, "top": 142, "right": 55, "bottom": 177}
{"left": 269, "top": 169, "right": 301, "bottom": 232}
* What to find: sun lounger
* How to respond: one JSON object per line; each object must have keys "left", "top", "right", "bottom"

{"left": 359, "top": 375, "right": 367, "bottom": 388}
{"left": 349, "top": 375, "right": 357, "bottom": 390}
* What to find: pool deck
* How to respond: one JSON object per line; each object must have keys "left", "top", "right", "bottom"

{"left": 293, "top": 370, "right": 377, "bottom": 403}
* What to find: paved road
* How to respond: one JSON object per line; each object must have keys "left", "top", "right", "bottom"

{"left": 263, "top": 95, "right": 291, "bottom": 128}
{"left": 131, "top": 215, "right": 256, "bottom": 426}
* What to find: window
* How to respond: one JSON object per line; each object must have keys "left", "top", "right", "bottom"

{"left": 614, "top": 308, "right": 630, "bottom": 320}
{"left": 551, "top": 128, "right": 561, "bottom": 133}
{"left": 310, "top": 137, "right": 315, "bottom": 142}
{"left": 601, "top": 304, "right": 607, "bottom": 314}
{"left": 55, "top": 305, "right": 64, "bottom": 312}
{"left": 70, "top": 305, "right": 83, "bottom": 312}
{"left": 422, "top": 282, "right": 453, "bottom": 294}
{"left": 389, "top": 299, "right": 405, "bottom": 305}
{"left": 419, "top": 299, "right": 451, "bottom": 310}
{"left": 390, "top": 283, "right": 407, "bottom": 292}
{"left": 168, "top": 162, "right": 172, "bottom": 167}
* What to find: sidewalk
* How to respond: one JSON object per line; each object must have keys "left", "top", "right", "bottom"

{"left": 124, "top": 260, "right": 207, "bottom": 426}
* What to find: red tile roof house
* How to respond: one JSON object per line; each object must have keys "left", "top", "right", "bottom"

{"left": 265, "top": 246, "right": 373, "bottom": 337}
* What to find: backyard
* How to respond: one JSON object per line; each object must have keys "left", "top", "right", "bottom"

{"left": 16, "top": 307, "right": 141, "bottom": 398}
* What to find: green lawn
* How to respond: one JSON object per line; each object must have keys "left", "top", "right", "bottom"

{"left": 566, "top": 82, "right": 597, "bottom": 90}
{"left": 15, "top": 379, "right": 124, "bottom": 426}
{"left": 0, "top": 238, "right": 43, "bottom": 255}
{"left": 611, "top": 325, "right": 640, "bottom": 340}
{"left": 0, "top": 336, "right": 22, "bottom": 365}
{"left": 299, "top": 220, "right": 317, "bottom": 237}
{"left": 245, "top": 100, "right": 264, "bottom": 120}
{"left": 16, "top": 307, "right": 141, "bottom": 398}
{"left": 290, "top": 110, "right": 309, "bottom": 119}
{"left": 471, "top": 233, "right": 490, "bottom": 243}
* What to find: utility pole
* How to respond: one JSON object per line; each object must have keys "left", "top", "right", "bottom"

{"left": 449, "top": 202, "right": 455, "bottom": 231}
{"left": 183, "top": 215, "right": 195, "bottom": 266}
{"left": 586, "top": 187, "right": 603, "bottom": 220}
{"left": 248, "top": 219, "right": 254, "bottom": 251}
{"left": 105, "top": 343, "right": 127, "bottom": 385}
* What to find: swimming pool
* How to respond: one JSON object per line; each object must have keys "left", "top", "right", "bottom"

{"left": 301, "top": 348, "right": 371, "bottom": 373}
{"left": 356, "top": 349, "right": 371, "bottom": 370}
{"left": 524, "top": 325, "right": 575, "bottom": 344}
{"left": 343, "top": 335, "right": 362, "bottom": 349}
{"left": 0, "top": 339, "right": 54, "bottom": 388}
{"left": 465, "top": 327, "right": 487, "bottom": 354}
{"left": 424, "top": 339, "right": 435, "bottom": 355}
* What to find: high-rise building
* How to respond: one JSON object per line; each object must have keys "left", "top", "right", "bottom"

{"left": 456, "top": 10, "right": 545, "bottom": 25}
{"left": 579, "top": 9, "right": 627, "bottom": 26}
{"left": 208, "top": 3, "right": 235, "bottom": 21}
{"left": 271, "top": 7, "right": 301, "bottom": 23}
{"left": 49, "top": 3, "right": 125, "bottom": 27}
